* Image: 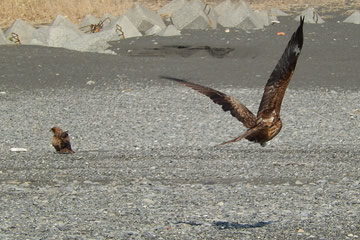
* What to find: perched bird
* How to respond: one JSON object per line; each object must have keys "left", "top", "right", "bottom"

{"left": 50, "top": 127, "right": 74, "bottom": 153}
{"left": 160, "top": 16, "right": 305, "bottom": 147}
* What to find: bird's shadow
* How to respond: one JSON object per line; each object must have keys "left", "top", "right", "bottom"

{"left": 129, "top": 45, "right": 234, "bottom": 58}
{"left": 175, "top": 220, "right": 273, "bottom": 230}
{"left": 213, "top": 220, "right": 273, "bottom": 230}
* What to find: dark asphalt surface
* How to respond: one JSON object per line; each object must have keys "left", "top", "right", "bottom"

{"left": 1, "top": 16, "right": 360, "bottom": 91}
{"left": 0, "top": 16, "right": 359, "bottom": 239}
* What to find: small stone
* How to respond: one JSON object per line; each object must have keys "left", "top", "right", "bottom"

{"left": 300, "top": 211, "right": 309, "bottom": 218}
{"left": 143, "top": 198, "right": 155, "bottom": 204}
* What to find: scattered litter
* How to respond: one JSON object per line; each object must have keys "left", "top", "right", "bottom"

{"left": 10, "top": 148, "right": 28, "bottom": 152}
{"left": 277, "top": 32, "right": 286, "bottom": 36}
{"left": 86, "top": 80, "right": 96, "bottom": 85}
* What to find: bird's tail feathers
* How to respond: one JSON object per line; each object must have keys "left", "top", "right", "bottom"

{"left": 216, "top": 129, "right": 253, "bottom": 146}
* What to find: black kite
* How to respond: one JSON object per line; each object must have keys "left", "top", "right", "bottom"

{"left": 50, "top": 127, "right": 75, "bottom": 153}
{"left": 160, "top": 16, "right": 305, "bottom": 146}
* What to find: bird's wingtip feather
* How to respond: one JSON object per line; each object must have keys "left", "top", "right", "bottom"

{"left": 300, "top": 15, "right": 305, "bottom": 23}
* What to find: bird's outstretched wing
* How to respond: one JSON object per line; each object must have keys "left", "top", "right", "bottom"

{"left": 59, "top": 131, "right": 69, "bottom": 139}
{"left": 257, "top": 16, "right": 304, "bottom": 118}
{"left": 61, "top": 135, "right": 73, "bottom": 151}
{"left": 160, "top": 76, "right": 257, "bottom": 128}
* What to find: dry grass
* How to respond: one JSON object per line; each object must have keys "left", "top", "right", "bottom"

{"left": 0, "top": 0, "right": 358, "bottom": 29}
{"left": 0, "top": 0, "right": 168, "bottom": 28}
{"left": 248, "top": 0, "right": 360, "bottom": 13}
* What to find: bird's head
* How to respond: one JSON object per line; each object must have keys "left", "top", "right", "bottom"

{"left": 50, "top": 127, "right": 63, "bottom": 134}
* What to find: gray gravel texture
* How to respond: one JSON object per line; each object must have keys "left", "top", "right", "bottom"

{"left": 0, "top": 16, "right": 360, "bottom": 239}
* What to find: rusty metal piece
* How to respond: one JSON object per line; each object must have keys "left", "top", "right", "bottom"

{"left": 80, "top": 17, "right": 111, "bottom": 33}
{"left": 116, "top": 24, "right": 125, "bottom": 39}
{"left": 9, "top": 32, "right": 21, "bottom": 44}
{"left": 169, "top": 16, "right": 174, "bottom": 26}
{"left": 313, "top": 11, "right": 319, "bottom": 24}
{"left": 203, "top": 4, "right": 211, "bottom": 15}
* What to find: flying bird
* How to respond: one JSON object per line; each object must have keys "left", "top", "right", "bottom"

{"left": 50, "top": 127, "right": 75, "bottom": 153}
{"left": 160, "top": 16, "right": 304, "bottom": 147}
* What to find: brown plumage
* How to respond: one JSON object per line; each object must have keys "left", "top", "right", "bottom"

{"left": 50, "top": 127, "right": 74, "bottom": 153}
{"left": 160, "top": 16, "right": 304, "bottom": 147}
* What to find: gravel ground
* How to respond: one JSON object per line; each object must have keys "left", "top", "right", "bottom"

{"left": 0, "top": 16, "right": 359, "bottom": 239}
{"left": 1, "top": 87, "right": 359, "bottom": 239}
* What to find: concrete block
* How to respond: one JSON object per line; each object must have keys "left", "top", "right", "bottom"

{"left": 29, "top": 39, "right": 46, "bottom": 46}
{"left": 343, "top": 10, "right": 360, "bottom": 24}
{"left": 64, "top": 32, "right": 112, "bottom": 53}
{"left": 0, "top": 29, "right": 11, "bottom": 44}
{"left": 233, "top": 1, "right": 264, "bottom": 30}
{"left": 215, "top": 0, "right": 237, "bottom": 28}
{"left": 39, "top": 15, "right": 86, "bottom": 47}
{"left": 32, "top": 26, "right": 49, "bottom": 45}
{"left": 5, "top": 19, "right": 37, "bottom": 44}
{"left": 157, "top": 25, "right": 181, "bottom": 36}
{"left": 295, "top": 7, "right": 325, "bottom": 24}
{"left": 34, "top": 25, "right": 83, "bottom": 48}
{"left": 145, "top": 25, "right": 163, "bottom": 36}
{"left": 171, "top": 0, "right": 216, "bottom": 30}
{"left": 239, "top": 1, "right": 264, "bottom": 29}
{"left": 189, "top": 0, "right": 206, "bottom": 10}
{"left": 51, "top": 15, "right": 79, "bottom": 30}
{"left": 255, "top": 10, "right": 270, "bottom": 26}
{"left": 270, "top": 8, "right": 289, "bottom": 17}
{"left": 216, "top": 1, "right": 264, "bottom": 30}
{"left": 125, "top": 3, "right": 166, "bottom": 34}
{"left": 158, "top": 0, "right": 187, "bottom": 17}
{"left": 214, "top": 0, "right": 236, "bottom": 17}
